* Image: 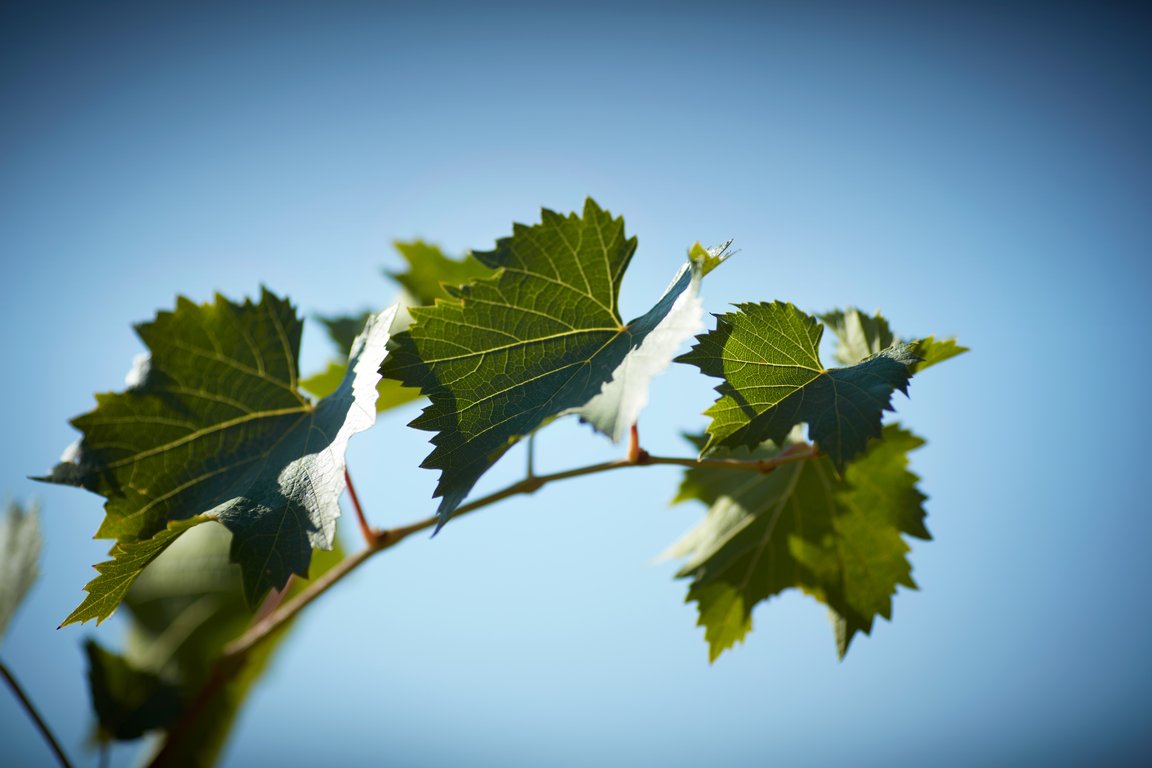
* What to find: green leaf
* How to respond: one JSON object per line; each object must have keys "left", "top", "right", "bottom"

{"left": 41, "top": 291, "right": 396, "bottom": 615}
{"left": 678, "top": 301, "right": 918, "bottom": 469}
{"left": 909, "top": 336, "right": 968, "bottom": 373}
{"left": 820, "top": 306, "right": 967, "bottom": 373}
{"left": 387, "top": 240, "right": 492, "bottom": 305}
{"left": 84, "top": 639, "right": 184, "bottom": 741}
{"left": 0, "top": 501, "right": 41, "bottom": 647}
{"left": 63, "top": 517, "right": 208, "bottom": 626}
{"left": 665, "top": 424, "right": 929, "bottom": 661}
{"left": 382, "top": 199, "right": 725, "bottom": 526}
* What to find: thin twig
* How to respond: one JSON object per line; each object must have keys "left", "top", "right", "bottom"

{"left": 234, "top": 443, "right": 820, "bottom": 657}
{"left": 1, "top": 659, "right": 75, "bottom": 768}
{"left": 154, "top": 442, "right": 821, "bottom": 761}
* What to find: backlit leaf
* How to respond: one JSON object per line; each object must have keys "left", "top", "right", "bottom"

{"left": 678, "top": 302, "right": 918, "bottom": 468}
{"left": 666, "top": 424, "right": 929, "bottom": 660}
{"left": 41, "top": 291, "right": 396, "bottom": 618}
{"left": 382, "top": 199, "right": 725, "bottom": 526}
{"left": 820, "top": 306, "right": 967, "bottom": 373}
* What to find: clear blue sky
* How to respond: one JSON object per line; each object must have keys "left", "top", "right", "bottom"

{"left": 2, "top": 2, "right": 1149, "bottom": 766}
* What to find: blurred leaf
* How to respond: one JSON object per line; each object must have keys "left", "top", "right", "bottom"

{"left": 666, "top": 424, "right": 929, "bottom": 660}
{"left": 819, "top": 307, "right": 896, "bottom": 365}
{"left": 0, "top": 500, "right": 41, "bottom": 647}
{"left": 85, "top": 639, "right": 184, "bottom": 742}
{"left": 81, "top": 522, "right": 345, "bottom": 765}
{"left": 387, "top": 240, "right": 492, "bottom": 305}
{"left": 820, "top": 306, "right": 966, "bottom": 373}
{"left": 41, "top": 291, "right": 396, "bottom": 618}
{"left": 909, "top": 336, "right": 968, "bottom": 373}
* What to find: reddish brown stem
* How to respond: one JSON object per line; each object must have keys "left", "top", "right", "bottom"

{"left": 627, "top": 423, "right": 650, "bottom": 464}
{"left": 345, "top": 466, "right": 375, "bottom": 544}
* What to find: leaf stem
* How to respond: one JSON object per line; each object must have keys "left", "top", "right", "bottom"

{"left": 345, "top": 466, "right": 376, "bottom": 545}
{"left": 1, "top": 659, "right": 75, "bottom": 768}
{"left": 627, "top": 423, "right": 647, "bottom": 464}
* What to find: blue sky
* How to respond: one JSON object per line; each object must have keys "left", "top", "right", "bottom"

{"left": 2, "top": 2, "right": 1149, "bottom": 766}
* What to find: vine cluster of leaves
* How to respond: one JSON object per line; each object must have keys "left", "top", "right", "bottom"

{"left": 1, "top": 199, "right": 964, "bottom": 766}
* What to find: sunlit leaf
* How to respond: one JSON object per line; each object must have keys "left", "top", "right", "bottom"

{"left": 666, "top": 424, "right": 929, "bottom": 660}
{"left": 679, "top": 302, "right": 918, "bottom": 468}
{"left": 382, "top": 199, "right": 726, "bottom": 526}
{"left": 41, "top": 292, "right": 396, "bottom": 617}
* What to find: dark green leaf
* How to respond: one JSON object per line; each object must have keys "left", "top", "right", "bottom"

{"left": 0, "top": 501, "right": 41, "bottom": 646}
{"left": 678, "top": 302, "right": 918, "bottom": 469}
{"left": 41, "top": 291, "right": 396, "bottom": 617}
{"left": 382, "top": 199, "right": 724, "bottom": 526}
{"left": 666, "top": 424, "right": 929, "bottom": 660}
{"left": 85, "top": 639, "right": 184, "bottom": 741}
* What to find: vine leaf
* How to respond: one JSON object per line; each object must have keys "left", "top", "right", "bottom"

{"left": 573, "top": 240, "right": 732, "bottom": 442}
{"left": 820, "top": 306, "right": 967, "bottom": 372}
{"left": 40, "top": 291, "right": 396, "bottom": 620}
{"left": 677, "top": 301, "right": 919, "bottom": 469}
{"left": 62, "top": 518, "right": 207, "bottom": 626}
{"left": 0, "top": 501, "right": 41, "bottom": 646}
{"left": 665, "top": 424, "right": 929, "bottom": 661}
{"left": 84, "top": 639, "right": 184, "bottom": 741}
{"left": 381, "top": 199, "right": 727, "bottom": 527}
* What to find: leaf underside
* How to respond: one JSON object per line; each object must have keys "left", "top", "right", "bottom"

{"left": 667, "top": 424, "right": 930, "bottom": 660}
{"left": 678, "top": 301, "right": 919, "bottom": 469}
{"left": 42, "top": 290, "right": 395, "bottom": 621}
{"left": 382, "top": 198, "right": 717, "bottom": 527}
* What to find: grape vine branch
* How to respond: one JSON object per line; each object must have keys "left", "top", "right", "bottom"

{"left": 1, "top": 199, "right": 965, "bottom": 766}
